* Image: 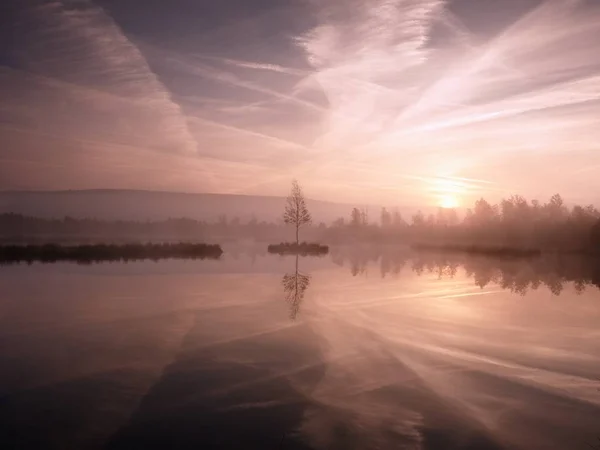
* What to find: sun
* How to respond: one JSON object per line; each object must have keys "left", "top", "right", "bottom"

{"left": 439, "top": 194, "right": 459, "bottom": 209}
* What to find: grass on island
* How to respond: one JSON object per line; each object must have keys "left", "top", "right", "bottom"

{"left": 267, "top": 242, "right": 329, "bottom": 256}
{"left": 412, "top": 243, "right": 542, "bottom": 258}
{"left": 0, "top": 242, "right": 223, "bottom": 264}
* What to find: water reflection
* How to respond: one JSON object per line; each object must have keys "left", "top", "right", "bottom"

{"left": 410, "top": 255, "right": 600, "bottom": 296}
{"left": 295, "top": 251, "right": 600, "bottom": 449}
{"left": 282, "top": 255, "right": 311, "bottom": 319}
{"left": 0, "top": 253, "right": 599, "bottom": 450}
{"left": 332, "top": 247, "right": 600, "bottom": 295}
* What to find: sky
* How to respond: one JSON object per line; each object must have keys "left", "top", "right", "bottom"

{"left": 1, "top": 0, "right": 600, "bottom": 209}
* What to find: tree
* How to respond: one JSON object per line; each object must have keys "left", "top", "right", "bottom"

{"left": 381, "top": 207, "right": 392, "bottom": 228}
{"left": 591, "top": 218, "right": 600, "bottom": 249}
{"left": 392, "top": 210, "right": 405, "bottom": 228}
{"left": 546, "top": 193, "right": 566, "bottom": 220}
{"left": 473, "top": 198, "right": 498, "bottom": 225}
{"left": 333, "top": 217, "right": 345, "bottom": 227}
{"left": 283, "top": 179, "right": 312, "bottom": 244}
{"left": 350, "top": 208, "right": 362, "bottom": 227}
{"left": 361, "top": 208, "right": 368, "bottom": 226}
{"left": 412, "top": 210, "right": 425, "bottom": 227}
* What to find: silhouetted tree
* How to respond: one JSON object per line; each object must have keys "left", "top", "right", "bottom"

{"left": 381, "top": 207, "right": 392, "bottom": 227}
{"left": 412, "top": 211, "right": 425, "bottom": 228}
{"left": 350, "top": 208, "right": 362, "bottom": 227}
{"left": 333, "top": 217, "right": 345, "bottom": 227}
{"left": 436, "top": 207, "right": 458, "bottom": 227}
{"left": 361, "top": 208, "right": 368, "bottom": 225}
{"left": 592, "top": 219, "right": 600, "bottom": 250}
{"left": 5, "top": 190, "right": 600, "bottom": 251}
{"left": 473, "top": 198, "right": 498, "bottom": 225}
{"left": 392, "top": 209, "right": 405, "bottom": 228}
{"left": 283, "top": 179, "right": 312, "bottom": 244}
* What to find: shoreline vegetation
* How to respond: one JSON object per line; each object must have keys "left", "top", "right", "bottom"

{"left": 0, "top": 243, "right": 223, "bottom": 264}
{"left": 267, "top": 242, "right": 329, "bottom": 256}
{"left": 2, "top": 190, "right": 600, "bottom": 258}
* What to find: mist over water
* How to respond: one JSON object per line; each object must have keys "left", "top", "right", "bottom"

{"left": 1, "top": 249, "right": 599, "bottom": 449}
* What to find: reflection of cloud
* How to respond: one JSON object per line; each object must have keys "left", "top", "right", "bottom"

{"left": 295, "top": 254, "right": 600, "bottom": 448}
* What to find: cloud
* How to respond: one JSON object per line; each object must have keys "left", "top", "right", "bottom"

{"left": 218, "top": 57, "right": 309, "bottom": 77}
{"left": 6, "top": 0, "right": 198, "bottom": 155}
{"left": 3, "top": 0, "right": 600, "bottom": 205}
{"left": 188, "top": 116, "right": 313, "bottom": 152}
{"left": 0, "top": 124, "right": 272, "bottom": 193}
{"left": 293, "top": 0, "right": 444, "bottom": 149}
{"left": 271, "top": 0, "right": 600, "bottom": 204}
{"left": 162, "top": 54, "right": 327, "bottom": 114}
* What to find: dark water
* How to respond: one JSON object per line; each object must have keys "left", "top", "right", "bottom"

{"left": 1, "top": 247, "right": 599, "bottom": 450}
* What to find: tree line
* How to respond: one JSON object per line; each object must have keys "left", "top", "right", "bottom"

{"left": 279, "top": 180, "right": 600, "bottom": 252}
{"left": 323, "top": 193, "right": 600, "bottom": 252}
{"left": 2, "top": 182, "right": 600, "bottom": 252}
{"left": 0, "top": 213, "right": 295, "bottom": 243}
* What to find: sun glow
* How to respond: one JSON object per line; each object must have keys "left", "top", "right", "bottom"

{"left": 431, "top": 177, "right": 464, "bottom": 209}
{"left": 440, "top": 194, "right": 459, "bottom": 209}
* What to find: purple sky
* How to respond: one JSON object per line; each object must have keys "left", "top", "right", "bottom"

{"left": 1, "top": 0, "right": 600, "bottom": 209}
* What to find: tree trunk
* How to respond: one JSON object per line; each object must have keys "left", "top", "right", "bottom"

{"left": 296, "top": 225, "right": 299, "bottom": 245}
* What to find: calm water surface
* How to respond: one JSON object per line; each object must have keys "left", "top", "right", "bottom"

{"left": 1, "top": 248, "right": 599, "bottom": 449}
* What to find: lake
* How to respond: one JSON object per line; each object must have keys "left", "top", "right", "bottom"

{"left": 1, "top": 247, "right": 599, "bottom": 450}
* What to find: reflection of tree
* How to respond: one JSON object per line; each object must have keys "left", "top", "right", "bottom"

{"left": 329, "top": 247, "right": 407, "bottom": 278}
{"left": 282, "top": 255, "right": 311, "bottom": 319}
{"left": 380, "top": 252, "right": 406, "bottom": 278}
{"left": 409, "top": 253, "right": 600, "bottom": 296}
{"left": 332, "top": 246, "right": 600, "bottom": 296}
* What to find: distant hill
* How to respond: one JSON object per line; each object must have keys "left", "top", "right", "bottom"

{"left": 0, "top": 190, "right": 363, "bottom": 223}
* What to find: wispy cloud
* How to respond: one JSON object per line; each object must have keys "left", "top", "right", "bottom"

{"left": 8, "top": 0, "right": 198, "bottom": 155}
{"left": 296, "top": 0, "right": 443, "bottom": 142}
{"left": 188, "top": 116, "right": 313, "bottom": 152}
{"left": 2, "top": 0, "right": 600, "bottom": 205}
{"left": 213, "top": 57, "right": 309, "bottom": 77}
{"left": 161, "top": 53, "right": 326, "bottom": 114}
{"left": 263, "top": 0, "right": 600, "bottom": 204}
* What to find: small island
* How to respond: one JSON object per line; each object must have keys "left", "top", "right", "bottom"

{"left": 0, "top": 242, "right": 223, "bottom": 264}
{"left": 268, "top": 242, "right": 329, "bottom": 256}
{"left": 269, "top": 180, "right": 329, "bottom": 256}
